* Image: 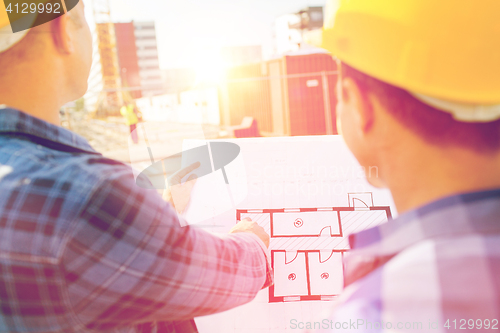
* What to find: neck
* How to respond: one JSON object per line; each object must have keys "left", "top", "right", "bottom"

{"left": 0, "top": 60, "right": 63, "bottom": 126}
{"left": 382, "top": 141, "right": 500, "bottom": 214}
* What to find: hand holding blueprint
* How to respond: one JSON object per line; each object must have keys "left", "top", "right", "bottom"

{"left": 182, "top": 136, "right": 396, "bottom": 333}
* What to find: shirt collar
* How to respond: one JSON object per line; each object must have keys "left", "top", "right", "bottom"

{"left": 349, "top": 188, "right": 500, "bottom": 256}
{"left": 0, "top": 107, "right": 98, "bottom": 154}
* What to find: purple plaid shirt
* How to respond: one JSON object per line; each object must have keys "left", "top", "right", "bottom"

{"left": 312, "top": 189, "right": 500, "bottom": 332}
{"left": 0, "top": 108, "right": 272, "bottom": 332}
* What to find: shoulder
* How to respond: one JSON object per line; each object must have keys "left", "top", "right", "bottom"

{"left": 335, "top": 236, "right": 500, "bottom": 329}
{"left": 1, "top": 140, "right": 154, "bottom": 229}
{"left": 382, "top": 236, "right": 498, "bottom": 324}
{"left": 0, "top": 139, "right": 153, "bottom": 257}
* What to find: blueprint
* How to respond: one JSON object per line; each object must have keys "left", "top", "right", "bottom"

{"left": 238, "top": 196, "right": 392, "bottom": 303}
{"left": 181, "top": 136, "right": 396, "bottom": 333}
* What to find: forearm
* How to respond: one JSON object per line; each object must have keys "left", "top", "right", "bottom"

{"left": 156, "top": 227, "right": 271, "bottom": 319}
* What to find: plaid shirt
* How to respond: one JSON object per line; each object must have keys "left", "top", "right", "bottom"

{"left": 313, "top": 188, "right": 500, "bottom": 332}
{"left": 0, "top": 108, "right": 272, "bottom": 333}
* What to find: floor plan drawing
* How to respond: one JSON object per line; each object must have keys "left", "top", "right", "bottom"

{"left": 186, "top": 137, "right": 398, "bottom": 332}
{"left": 237, "top": 192, "right": 392, "bottom": 303}
{"left": 272, "top": 210, "right": 342, "bottom": 238}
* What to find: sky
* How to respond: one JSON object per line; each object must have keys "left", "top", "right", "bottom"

{"left": 84, "top": 0, "right": 326, "bottom": 69}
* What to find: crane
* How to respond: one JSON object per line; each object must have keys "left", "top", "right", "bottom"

{"left": 92, "top": 0, "right": 123, "bottom": 116}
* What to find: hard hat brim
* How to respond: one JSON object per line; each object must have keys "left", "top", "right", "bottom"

{"left": 0, "top": 0, "right": 51, "bottom": 53}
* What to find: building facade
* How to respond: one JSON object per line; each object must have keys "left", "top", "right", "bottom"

{"left": 133, "top": 21, "right": 164, "bottom": 97}
{"left": 114, "top": 21, "right": 164, "bottom": 100}
{"left": 114, "top": 22, "right": 142, "bottom": 99}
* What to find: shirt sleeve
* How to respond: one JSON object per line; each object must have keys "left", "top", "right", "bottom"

{"left": 61, "top": 167, "right": 272, "bottom": 331}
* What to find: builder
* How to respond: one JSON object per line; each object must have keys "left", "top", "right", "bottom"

{"left": 316, "top": 0, "right": 500, "bottom": 331}
{"left": 0, "top": 1, "right": 271, "bottom": 332}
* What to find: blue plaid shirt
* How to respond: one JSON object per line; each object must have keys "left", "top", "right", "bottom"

{"left": 0, "top": 108, "right": 272, "bottom": 332}
{"left": 313, "top": 188, "right": 500, "bottom": 332}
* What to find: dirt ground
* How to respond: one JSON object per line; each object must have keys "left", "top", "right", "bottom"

{"left": 63, "top": 113, "right": 222, "bottom": 164}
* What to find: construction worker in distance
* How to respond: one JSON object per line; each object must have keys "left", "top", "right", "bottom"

{"left": 120, "top": 102, "right": 139, "bottom": 144}
{"left": 0, "top": 1, "right": 271, "bottom": 333}
{"left": 311, "top": 0, "right": 500, "bottom": 331}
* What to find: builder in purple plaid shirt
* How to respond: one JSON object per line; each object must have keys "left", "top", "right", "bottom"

{"left": 303, "top": 0, "right": 500, "bottom": 332}
{"left": 0, "top": 2, "right": 272, "bottom": 333}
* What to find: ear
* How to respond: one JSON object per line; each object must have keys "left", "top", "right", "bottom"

{"left": 341, "top": 77, "right": 375, "bottom": 133}
{"left": 51, "top": 11, "right": 75, "bottom": 54}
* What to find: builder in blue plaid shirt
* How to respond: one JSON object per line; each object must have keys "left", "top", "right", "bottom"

{"left": 0, "top": 2, "right": 271, "bottom": 333}
{"left": 309, "top": 0, "right": 500, "bottom": 332}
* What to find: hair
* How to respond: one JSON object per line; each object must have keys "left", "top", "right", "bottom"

{"left": 340, "top": 62, "right": 500, "bottom": 153}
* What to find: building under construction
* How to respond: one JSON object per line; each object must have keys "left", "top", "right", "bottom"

{"left": 87, "top": 0, "right": 163, "bottom": 117}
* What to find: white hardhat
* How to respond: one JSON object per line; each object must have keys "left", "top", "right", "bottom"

{"left": 0, "top": 0, "right": 56, "bottom": 53}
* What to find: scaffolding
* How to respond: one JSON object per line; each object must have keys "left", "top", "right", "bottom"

{"left": 93, "top": 0, "right": 123, "bottom": 116}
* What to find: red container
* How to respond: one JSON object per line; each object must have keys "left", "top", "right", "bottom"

{"left": 220, "top": 52, "right": 338, "bottom": 137}
{"left": 284, "top": 53, "right": 338, "bottom": 136}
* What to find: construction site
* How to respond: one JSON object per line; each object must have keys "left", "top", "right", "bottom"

{"left": 2, "top": 1, "right": 498, "bottom": 332}
{"left": 63, "top": 0, "right": 338, "bottom": 164}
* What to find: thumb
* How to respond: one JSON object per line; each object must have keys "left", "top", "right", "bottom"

{"left": 186, "top": 174, "right": 198, "bottom": 183}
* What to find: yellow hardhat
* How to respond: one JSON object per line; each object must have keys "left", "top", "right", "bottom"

{"left": 0, "top": 2, "right": 8, "bottom": 29}
{"left": 0, "top": 0, "right": 59, "bottom": 53}
{"left": 323, "top": 0, "right": 500, "bottom": 122}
